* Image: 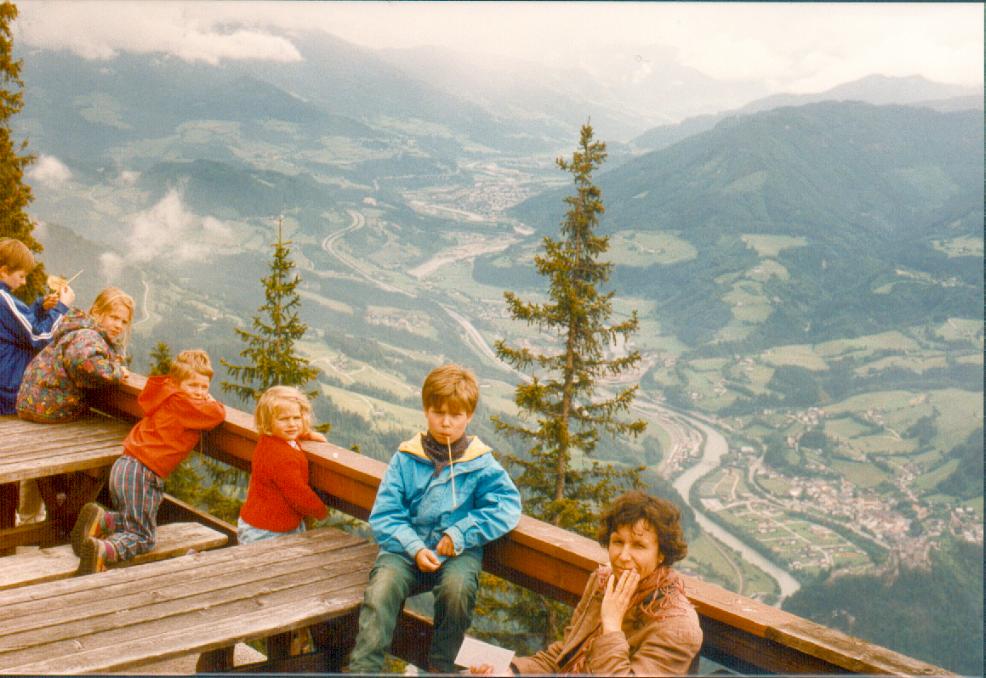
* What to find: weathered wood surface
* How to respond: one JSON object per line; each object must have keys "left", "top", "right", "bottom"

{"left": 108, "top": 642, "right": 266, "bottom": 675}
{"left": 0, "top": 414, "right": 131, "bottom": 552}
{"left": 0, "top": 521, "right": 228, "bottom": 591}
{"left": 94, "top": 376, "right": 950, "bottom": 676}
{"left": 0, "top": 527, "right": 375, "bottom": 675}
{"left": 0, "top": 415, "right": 130, "bottom": 483}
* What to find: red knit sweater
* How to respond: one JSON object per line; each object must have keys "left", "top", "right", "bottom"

{"left": 124, "top": 376, "right": 226, "bottom": 479}
{"left": 239, "top": 434, "right": 328, "bottom": 532}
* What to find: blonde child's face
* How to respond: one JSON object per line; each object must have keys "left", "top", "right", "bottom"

{"left": 178, "top": 373, "right": 211, "bottom": 400}
{"left": 270, "top": 402, "right": 305, "bottom": 442}
{"left": 95, "top": 303, "right": 131, "bottom": 341}
{"left": 0, "top": 266, "right": 28, "bottom": 291}
{"left": 425, "top": 404, "right": 473, "bottom": 445}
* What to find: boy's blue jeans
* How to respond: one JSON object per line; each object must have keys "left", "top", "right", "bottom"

{"left": 348, "top": 548, "right": 482, "bottom": 673}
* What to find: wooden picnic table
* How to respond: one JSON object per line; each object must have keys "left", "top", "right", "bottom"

{"left": 0, "top": 414, "right": 131, "bottom": 553}
{"left": 0, "top": 526, "right": 377, "bottom": 674}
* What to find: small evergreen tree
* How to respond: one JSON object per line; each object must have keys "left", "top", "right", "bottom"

{"left": 484, "top": 122, "right": 647, "bottom": 646}
{"left": 221, "top": 218, "right": 321, "bottom": 405}
{"left": 148, "top": 341, "right": 173, "bottom": 376}
{"left": 209, "top": 219, "right": 328, "bottom": 523}
{"left": 0, "top": 1, "right": 44, "bottom": 302}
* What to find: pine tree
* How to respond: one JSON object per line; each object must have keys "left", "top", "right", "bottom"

{"left": 210, "top": 219, "right": 327, "bottom": 522}
{"left": 494, "top": 122, "right": 646, "bottom": 534}
{"left": 0, "top": 1, "right": 44, "bottom": 302}
{"left": 148, "top": 342, "right": 173, "bottom": 376}
{"left": 484, "top": 122, "right": 647, "bottom": 646}
{"left": 221, "top": 217, "right": 321, "bottom": 404}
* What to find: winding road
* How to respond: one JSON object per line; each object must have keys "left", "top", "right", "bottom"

{"left": 321, "top": 209, "right": 415, "bottom": 298}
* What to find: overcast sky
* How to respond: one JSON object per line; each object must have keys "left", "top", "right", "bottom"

{"left": 14, "top": 1, "right": 984, "bottom": 94}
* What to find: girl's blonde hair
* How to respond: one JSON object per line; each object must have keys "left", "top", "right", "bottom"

{"left": 255, "top": 385, "right": 313, "bottom": 437}
{"left": 89, "top": 286, "right": 135, "bottom": 349}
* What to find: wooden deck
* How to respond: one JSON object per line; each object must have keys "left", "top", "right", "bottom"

{"left": 21, "top": 375, "right": 948, "bottom": 676}
{"left": 0, "top": 527, "right": 375, "bottom": 675}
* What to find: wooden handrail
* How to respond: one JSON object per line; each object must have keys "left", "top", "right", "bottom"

{"left": 95, "top": 374, "right": 950, "bottom": 676}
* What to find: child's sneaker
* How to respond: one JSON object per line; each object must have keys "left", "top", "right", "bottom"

{"left": 77, "top": 537, "right": 115, "bottom": 575}
{"left": 71, "top": 503, "right": 109, "bottom": 556}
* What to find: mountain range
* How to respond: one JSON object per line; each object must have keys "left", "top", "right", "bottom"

{"left": 632, "top": 74, "right": 982, "bottom": 152}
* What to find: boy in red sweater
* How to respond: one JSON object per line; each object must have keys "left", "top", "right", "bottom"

{"left": 72, "top": 349, "right": 226, "bottom": 573}
{"left": 237, "top": 385, "right": 328, "bottom": 544}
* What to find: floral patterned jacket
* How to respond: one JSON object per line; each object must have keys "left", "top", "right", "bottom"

{"left": 16, "top": 310, "right": 126, "bottom": 423}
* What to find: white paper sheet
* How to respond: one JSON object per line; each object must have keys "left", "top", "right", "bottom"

{"left": 454, "top": 636, "right": 516, "bottom": 675}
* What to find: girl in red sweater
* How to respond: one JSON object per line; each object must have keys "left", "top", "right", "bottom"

{"left": 237, "top": 386, "right": 328, "bottom": 544}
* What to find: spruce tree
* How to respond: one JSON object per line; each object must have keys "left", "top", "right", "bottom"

{"left": 0, "top": 1, "right": 44, "bottom": 301}
{"left": 494, "top": 122, "right": 646, "bottom": 535}
{"left": 221, "top": 218, "right": 321, "bottom": 404}
{"left": 484, "top": 123, "right": 647, "bottom": 646}
{"left": 148, "top": 342, "right": 173, "bottom": 376}
{"left": 210, "top": 219, "right": 326, "bottom": 522}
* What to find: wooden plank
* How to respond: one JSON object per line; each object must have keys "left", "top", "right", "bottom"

{"left": 0, "top": 532, "right": 372, "bottom": 627}
{"left": 157, "top": 493, "right": 238, "bottom": 543}
{"left": 109, "top": 642, "right": 266, "bottom": 675}
{"left": 0, "top": 432, "right": 123, "bottom": 461}
{"left": 0, "top": 530, "right": 375, "bottom": 674}
{"left": 0, "top": 419, "right": 129, "bottom": 444}
{"left": 0, "top": 448, "right": 122, "bottom": 483}
{"left": 2, "top": 581, "right": 368, "bottom": 674}
{"left": 0, "top": 521, "right": 59, "bottom": 552}
{"left": 0, "top": 552, "right": 371, "bottom": 651}
{"left": 0, "top": 567, "right": 368, "bottom": 662}
{"left": 0, "top": 522, "right": 227, "bottom": 591}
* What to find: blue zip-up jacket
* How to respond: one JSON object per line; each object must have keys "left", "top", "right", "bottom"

{"left": 0, "top": 282, "right": 68, "bottom": 414}
{"left": 369, "top": 432, "right": 521, "bottom": 560}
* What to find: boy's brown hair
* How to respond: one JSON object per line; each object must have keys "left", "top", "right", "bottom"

{"left": 0, "top": 237, "right": 35, "bottom": 273}
{"left": 255, "top": 385, "right": 313, "bottom": 437}
{"left": 421, "top": 363, "right": 479, "bottom": 415}
{"left": 169, "top": 349, "right": 213, "bottom": 383}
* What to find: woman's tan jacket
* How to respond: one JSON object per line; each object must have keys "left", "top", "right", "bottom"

{"left": 511, "top": 567, "right": 703, "bottom": 675}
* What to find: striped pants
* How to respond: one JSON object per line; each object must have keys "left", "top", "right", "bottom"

{"left": 106, "top": 454, "right": 164, "bottom": 561}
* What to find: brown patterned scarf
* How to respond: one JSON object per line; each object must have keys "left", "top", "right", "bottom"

{"left": 558, "top": 565, "right": 692, "bottom": 674}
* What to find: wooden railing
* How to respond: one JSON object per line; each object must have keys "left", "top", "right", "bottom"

{"left": 96, "top": 374, "right": 949, "bottom": 676}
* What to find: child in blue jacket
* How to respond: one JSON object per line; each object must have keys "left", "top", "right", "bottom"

{"left": 0, "top": 237, "right": 73, "bottom": 414}
{"left": 348, "top": 364, "right": 521, "bottom": 674}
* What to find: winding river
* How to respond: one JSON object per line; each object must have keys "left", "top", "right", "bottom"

{"left": 669, "top": 412, "right": 802, "bottom": 599}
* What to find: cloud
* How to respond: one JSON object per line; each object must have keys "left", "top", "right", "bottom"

{"left": 127, "top": 189, "right": 234, "bottom": 264}
{"left": 11, "top": 2, "right": 983, "bottom": 93}
{"left": 118, "top": 170, "right": 141, "bottom": 187}
{"left": 27, "top": 155, "right": 72, "bottom": 185}
{"left": 100, "top": 251, "right": 125, "bottom": 282}
{"left": 16, "top": 2, "right": 302, "bottom": 65}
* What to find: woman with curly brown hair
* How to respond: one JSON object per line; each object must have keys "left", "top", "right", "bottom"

{"left": 474, "top": 490, "right": 703, "bottom": 675}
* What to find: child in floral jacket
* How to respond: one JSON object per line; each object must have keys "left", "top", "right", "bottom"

{"left": 16, "top": 287, "right": 133, "bottom": 423}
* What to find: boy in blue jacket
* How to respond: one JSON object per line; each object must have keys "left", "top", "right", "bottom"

{"left": 0, "top": 237, "right": 73, "bottom": 415}
{"left": 348, "top": 364, "right": 521, "bottom": 674}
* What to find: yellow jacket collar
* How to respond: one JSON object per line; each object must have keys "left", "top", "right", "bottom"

{"left": 398, "top": 432, "right": 491, "bottom": 463}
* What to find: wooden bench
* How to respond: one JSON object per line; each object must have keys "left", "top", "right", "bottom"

{"left": 0, "top": 521, "right": 228, "bottom": 591}
{"left": 1, "top": 414, "right": 130, "bottom": 553}
{"left": 109, "top": 643, "right": 267, "bottom": 674}
{"left": 0, "top": 527, "right": 376, "bottom": 675}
